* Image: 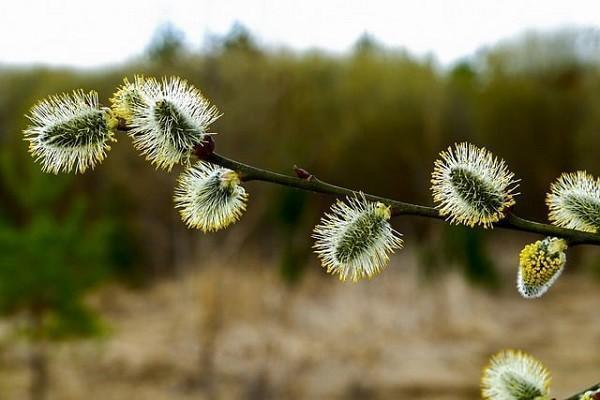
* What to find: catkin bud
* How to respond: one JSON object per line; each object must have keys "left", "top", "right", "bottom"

{"left": 546, "top": 171, "right": 600, "bottom": 233}
{"left": 312, "top": 194, "right": 403, "bottom": 282}
{"left": 517, "top": 237, "right": 567, "bottom": 298}
{"left": 174, "top": 162, "right": 248, "bottom": 232}
{"left": 110, "top": 75, "right": 146, "bottom": 124}
{"left": 481, "top": 350, "right": 551, "bottom": 400}
{"left": 431, "top": 143, "right": 519, "bottom": 228}
{"left": 579, "top": 389, "right": 600, "bottom": 400}
{"left": 24, "top": 90, "right": 116, "bottom": 174}
{"left": 124, "top": 76, "right": 221, "bottom": 170}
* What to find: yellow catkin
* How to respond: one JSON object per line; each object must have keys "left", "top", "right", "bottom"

{"left": 519, "top": 239, "right": 567, "bottom": 288}
{"left": 579, "top": 390, "right": 600, "bottom": 400}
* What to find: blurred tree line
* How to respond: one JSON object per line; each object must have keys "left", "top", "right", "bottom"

{"left": 1, "top": 24, "right": 600, "bottom": 290}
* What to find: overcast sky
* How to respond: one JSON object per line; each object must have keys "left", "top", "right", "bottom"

{"left": 1, "top": 0, "right": 600, "bottom": 67}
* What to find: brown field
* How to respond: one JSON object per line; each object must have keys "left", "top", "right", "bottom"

{"left": 0, "top": 248, "right": 598, "bottom": 400}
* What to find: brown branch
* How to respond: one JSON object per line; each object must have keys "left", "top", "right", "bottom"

{"left": 203, "top": 152, "right": 600, "bottom": 247}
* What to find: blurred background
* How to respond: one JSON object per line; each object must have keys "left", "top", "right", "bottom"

{"left": 1, "top": 1, "right": 600, "bottom": 399}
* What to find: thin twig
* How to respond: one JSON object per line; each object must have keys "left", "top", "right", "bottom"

{"left": 205, "top": 152, "right": 600, "bottom": 247}
{"left": 115, "top": 122, "right": 600, "bottom": 246}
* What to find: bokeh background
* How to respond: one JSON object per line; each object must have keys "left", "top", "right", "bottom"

{"left": 1, "top": 1, "right": 600, "bottom": 399}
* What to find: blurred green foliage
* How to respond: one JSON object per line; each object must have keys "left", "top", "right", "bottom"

{"left": 1, "top": 25, "right": 600, "bottom": 287}
{"left": 0, "top": 151, "right": 129, "bottom": 340}
{"left": 273, "top": 188, "right": 311, "bottom": 284}
{"left": 418, "top": 226, "right": 500, "bottom": 290}
{"left": 146, "top": 23, "right": 186, "bottom": 66}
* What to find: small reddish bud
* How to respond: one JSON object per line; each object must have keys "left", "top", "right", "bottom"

{"left": 116, "top": 117, "right": 130, "bottom": 131}
{"left": 294, "top": 165, "right": 312, "bottom": 180}
{"left": 193, "top": 135, "right": 215, "bottom": 159}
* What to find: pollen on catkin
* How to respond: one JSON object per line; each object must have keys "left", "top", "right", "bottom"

{"left": 579, "top": 389, "right": 600, "bottom": 400}
{"left": 431, "top": 143, "right": 519, "bottom": 228}
{"left": 546, "top": 171, "right": 600, "bottom": 233}
{"left": 174, "top": 162, "right": 248, "bottom": 232}
{"left": 517, "top": 237, "right": 567, "bottom": 298}
{"left": 24, "top": 90, "right": 116, "bottom": 174}
{"left": 110, "top": 75, "right": 146, "bottom": 123}
{"left": 481, "top": 350, "right": 551, "bottom": 400}
{"left": 312, "top": 195, "right": 403, "bottom": 282}
{"left": 126, "top": 76, "right": 221, "bottom": 171}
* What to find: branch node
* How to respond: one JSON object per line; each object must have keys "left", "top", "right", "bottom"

{"left": 116, "top": 117, "right": 129, "bottom": 131}
{"left": 293, "top": 165, "right": 313, "bottom": 181}
{"left": 193, "top": 135, "right": 216, "bottom": 160}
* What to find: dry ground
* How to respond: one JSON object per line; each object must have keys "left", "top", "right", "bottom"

{"left": 0, "top": 249, "right": 598, "bottom": 399}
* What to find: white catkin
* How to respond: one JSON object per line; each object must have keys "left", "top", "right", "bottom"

{"left": 431, "top": 142, "right": 519, "bottom": 228}
{"left": 126, "top": 76, "right": 221, "bottom": 171}
{"left": 312, "top": 194, "right": 403, "bottom": 282}
{"left": 24, "top": 90, "right": 115, "bottom": 174}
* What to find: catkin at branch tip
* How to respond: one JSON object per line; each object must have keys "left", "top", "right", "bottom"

{"left": 24, "top": 90, "right": 116, "bottom": 174}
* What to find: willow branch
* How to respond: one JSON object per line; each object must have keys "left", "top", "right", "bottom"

{"left": 202, "top": 152, "right": 600, "bottom": 247}
{"left": 113, "top": 122, "right": 600, "bottom": 246}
